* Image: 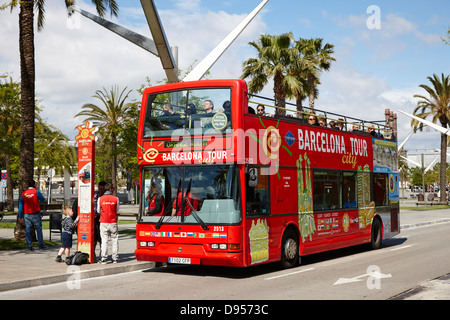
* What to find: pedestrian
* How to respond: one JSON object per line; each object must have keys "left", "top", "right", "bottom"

{"left": 93, "top": 181, "right": 107, "bottom": 260}
{"left": 18, "top": 180, "right": 46, "bottom": 251}
{"left": 55, "top": 206, "right": 79, "bottom": 262}
{"left": 97, "top": 183, "right": 120, "bottom": 264}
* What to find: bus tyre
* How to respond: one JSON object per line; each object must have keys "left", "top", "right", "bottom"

{"left": 370, "top": 218, "right": 382, "bottom": 250}
{"left": 280, "top": 230, "right": 299, "bottom": 269}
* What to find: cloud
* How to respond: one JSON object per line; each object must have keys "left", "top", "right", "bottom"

{"left": 325, "top": 10, "right": 443, "bottom": 61}
{"left": 0, "top": 0, "right": 266, "bottom": 139}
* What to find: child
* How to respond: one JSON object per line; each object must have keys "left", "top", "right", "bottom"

{"left": 55, "top": 206, "right": 79, "bottom": 263}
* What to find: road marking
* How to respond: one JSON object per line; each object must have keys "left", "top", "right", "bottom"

{"left": 389, "top": 244, "right": 413, "bottom": 251}
{"left": 334, "top": 270, "right": 392, "bottom": 285}
{"left": 264, "top": 267, "right": 314, "bottom": 280}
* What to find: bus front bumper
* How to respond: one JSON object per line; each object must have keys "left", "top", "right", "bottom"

{"left": 135, "top": 247, "right": 245, "bottom": 267}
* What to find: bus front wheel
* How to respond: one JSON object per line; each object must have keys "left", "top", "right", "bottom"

{"left": 280, "top": 230, "right": 299, "bottom": 269}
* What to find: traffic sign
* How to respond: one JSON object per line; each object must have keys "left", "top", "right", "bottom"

{"left": 1, "top": 172, "right": 6, "bottom": 180}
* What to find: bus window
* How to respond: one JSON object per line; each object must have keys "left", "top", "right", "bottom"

{"left": 343, "top": 171, "right": 357, "bottom": 208}
{"left": 140, "top": 165, "right": 241, "bottom": 224}
{"left": 143, "top": 87, "right": 233, "bottom": 138}
{"left": 313, "top": 170, "right": 341, "bottom": 211}
{"left": 245, "top": 166, "right": 270, "bottom": 216}
{"left": 373, "top": 173, "right": 388, "bottom": 206}
{"left": 142, "top": 168, "right": 168, "bottom": 216}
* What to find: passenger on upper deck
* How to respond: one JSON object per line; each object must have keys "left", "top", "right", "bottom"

{"left": 203, "top": 100, "right": 214, "bottom": 114}
{"left": 336, "top": 118, "right": 345, "bottom": 130}
{"left": 351, "top": 123, "right": 360, "bottom": 132}
{"left": 186, "top": 103, "right": 197, "bottom": 115}
{"left": 162, "top": 103, "right": 178, "bottom": 116}
{"left": 308, "top": 114, "right": 320, "bottom": 126}
{"left": 367, "top": 124, "right": 384, "bottom": 138}
{"left": 223, "top": 100, "right": 231, "bottom": 113}
{"left": 318, "top": 117, "right": 327, "bottom": 127}
{"left": 329, "top": 120, "right": 337, "bottom": 129}
{"left": 160, "top": 103, "right": 181, "bottom": 130}
{"left": 256, "top": 104, "right": 268, "bottom": 117}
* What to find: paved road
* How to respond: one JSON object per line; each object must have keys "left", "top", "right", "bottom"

{"left": 1, "top": 221, "right": 449, "bottom": 301}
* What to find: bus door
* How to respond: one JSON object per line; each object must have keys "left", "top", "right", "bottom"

{"left": 244, "top": 166, "right": 275, "bottom": 265}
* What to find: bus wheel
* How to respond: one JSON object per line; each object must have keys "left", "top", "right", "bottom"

{"left": 280, "top": 230, "right": 299, "bottom": 269}
{"left": 370, "top": 218, "right": 382, "bottom": 250}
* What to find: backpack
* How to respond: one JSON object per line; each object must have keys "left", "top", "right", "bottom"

{"left": 66, "top": 251, "right": 90, "bottom": 265}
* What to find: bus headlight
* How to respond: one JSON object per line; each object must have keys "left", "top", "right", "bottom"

{"left": 210, "top": 243, "right": 227, "bottom": 250}
{"left": 140, "top": 241, "right": 155, "bottom": 247}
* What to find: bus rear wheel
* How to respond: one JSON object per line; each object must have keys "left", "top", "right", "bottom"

{"left": 280, "top": 230, "right": 299, "bottom": 269}
{"left": 370, "top": 218, "right": 382, "bottom": 250}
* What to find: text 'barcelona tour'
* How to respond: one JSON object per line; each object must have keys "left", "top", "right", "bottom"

{"left": 297, "top": 129, "right": 368, "bottom": 157}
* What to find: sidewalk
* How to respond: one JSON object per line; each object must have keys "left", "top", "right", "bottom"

{"left": 0, "top": 204, "right": 154, "bottom": 292}
{"left": 1, "top": 206, "right": 450, "bottom": 299}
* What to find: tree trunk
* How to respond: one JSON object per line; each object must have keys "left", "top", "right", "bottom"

{"left": 273, "top": 72, "right": 286, "bottom": 115}
{"left": 19, "top": 1, "right": 35, "bottom": 191}
{"left": 296, "top": 91, "right": 305, "bottom": 119}
{"left": 439, "top": 131, "right": 448, "bottom": 204}
{"left": 112, "top": 134, "right": 117, "bottom": 195}
{"left": 308, "top": 73, "right": 315, "bottom": 110}
{"left": 17, "top": 1, "right": 35, "bottom": 240}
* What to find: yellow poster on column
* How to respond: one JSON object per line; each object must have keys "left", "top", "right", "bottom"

{"left": 75, "top": 122, "right": 97, "bottom": 263}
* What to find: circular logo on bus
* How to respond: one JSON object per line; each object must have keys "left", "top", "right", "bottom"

{"left": 143, "top": 148, "right": 158, "bottom": 163}
{"left": 212, "top": 112, "right": 228, "bottom": 131}
{"left": 262, "top": 126, "right": 281, "bottom": 160}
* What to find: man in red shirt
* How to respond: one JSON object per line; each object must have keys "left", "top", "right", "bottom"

{"left": 97, "top": 183, "right": 119, "bottom": 264}
{"left": 171, "top": 192, "right": 198, "bottom": 216}
{"left": 18, "top": 180, "right": 46, "bottom": 250}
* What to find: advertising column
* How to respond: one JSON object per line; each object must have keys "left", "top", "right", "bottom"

{"left": 75, "top": 122, "right": 97, "bottom": 263}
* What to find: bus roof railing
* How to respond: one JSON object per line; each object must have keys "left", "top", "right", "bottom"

{"left": 248, "top": 94, "right": 397, "bottom": 141}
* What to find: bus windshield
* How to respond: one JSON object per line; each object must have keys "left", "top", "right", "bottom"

{"left": 140, "top": 165, "right": 241, "bottom": 225}
{"left": 143, "top": 87, "right": 233, "bottom": 138}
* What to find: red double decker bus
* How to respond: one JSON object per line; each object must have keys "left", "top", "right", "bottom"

{"left": 134, "top": 79, "right": 400, "bottom": 268}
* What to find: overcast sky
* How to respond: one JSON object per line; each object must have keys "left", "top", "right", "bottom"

{"left": 0, "top": 0, "right": 449, "bottom": 166}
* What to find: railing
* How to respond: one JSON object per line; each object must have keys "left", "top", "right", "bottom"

{"left": 248, "top": 94, "right": 397, "bottom": 141}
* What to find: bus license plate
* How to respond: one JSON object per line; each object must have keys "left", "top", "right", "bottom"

{"left": 169, "top": 257, "right": 191, "bottom": 264}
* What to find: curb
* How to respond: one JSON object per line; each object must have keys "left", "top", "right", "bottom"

{"left": 0, "top": 261, "right": 155, "bottom": 292}
{"left": 400, "top": 218, "right": 450, "bottom": 230}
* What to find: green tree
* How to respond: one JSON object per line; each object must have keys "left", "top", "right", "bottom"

{"left": 241, "top": 33, "right": 301, "bottom": 115}
{"left": 296, "top": 38, "right": 336, "bottom": 110}
{"left": 412, "top": 73, "right": 450, "bottom": 203}
{"left": 241, "top": 34, "right": 335, "bottom": 115}
{"left": 0, "top": 74, "right": 21, "bottom": 211}
{"left": 442, "top": 28, "right": 450, "bottom": 45}
{"left": 34, "top": 122, "right": 76, "bottom": 190}
{"left": 75, "top": 86, "right": 134, "bottom": 192}
{"left": 2, "top": 0, "right": 119, "bottom": 196}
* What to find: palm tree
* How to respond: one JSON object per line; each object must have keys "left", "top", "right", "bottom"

{"left": 241, "top": 33, "right": 302, "bottom": 115}
{"left": 76, "top": 86, "right": 133, "bottom": 192}
{"left": 412, "top": 73, "right": 450, "bottom": 203}
{"left": 296, "top": 38, "right": 335, "bottom": 110}
{"left": 3, "top": 0, "right": 118, "bottom": 195}
{"left": 442, "top": 28, "right": 450, "bottom": 45}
